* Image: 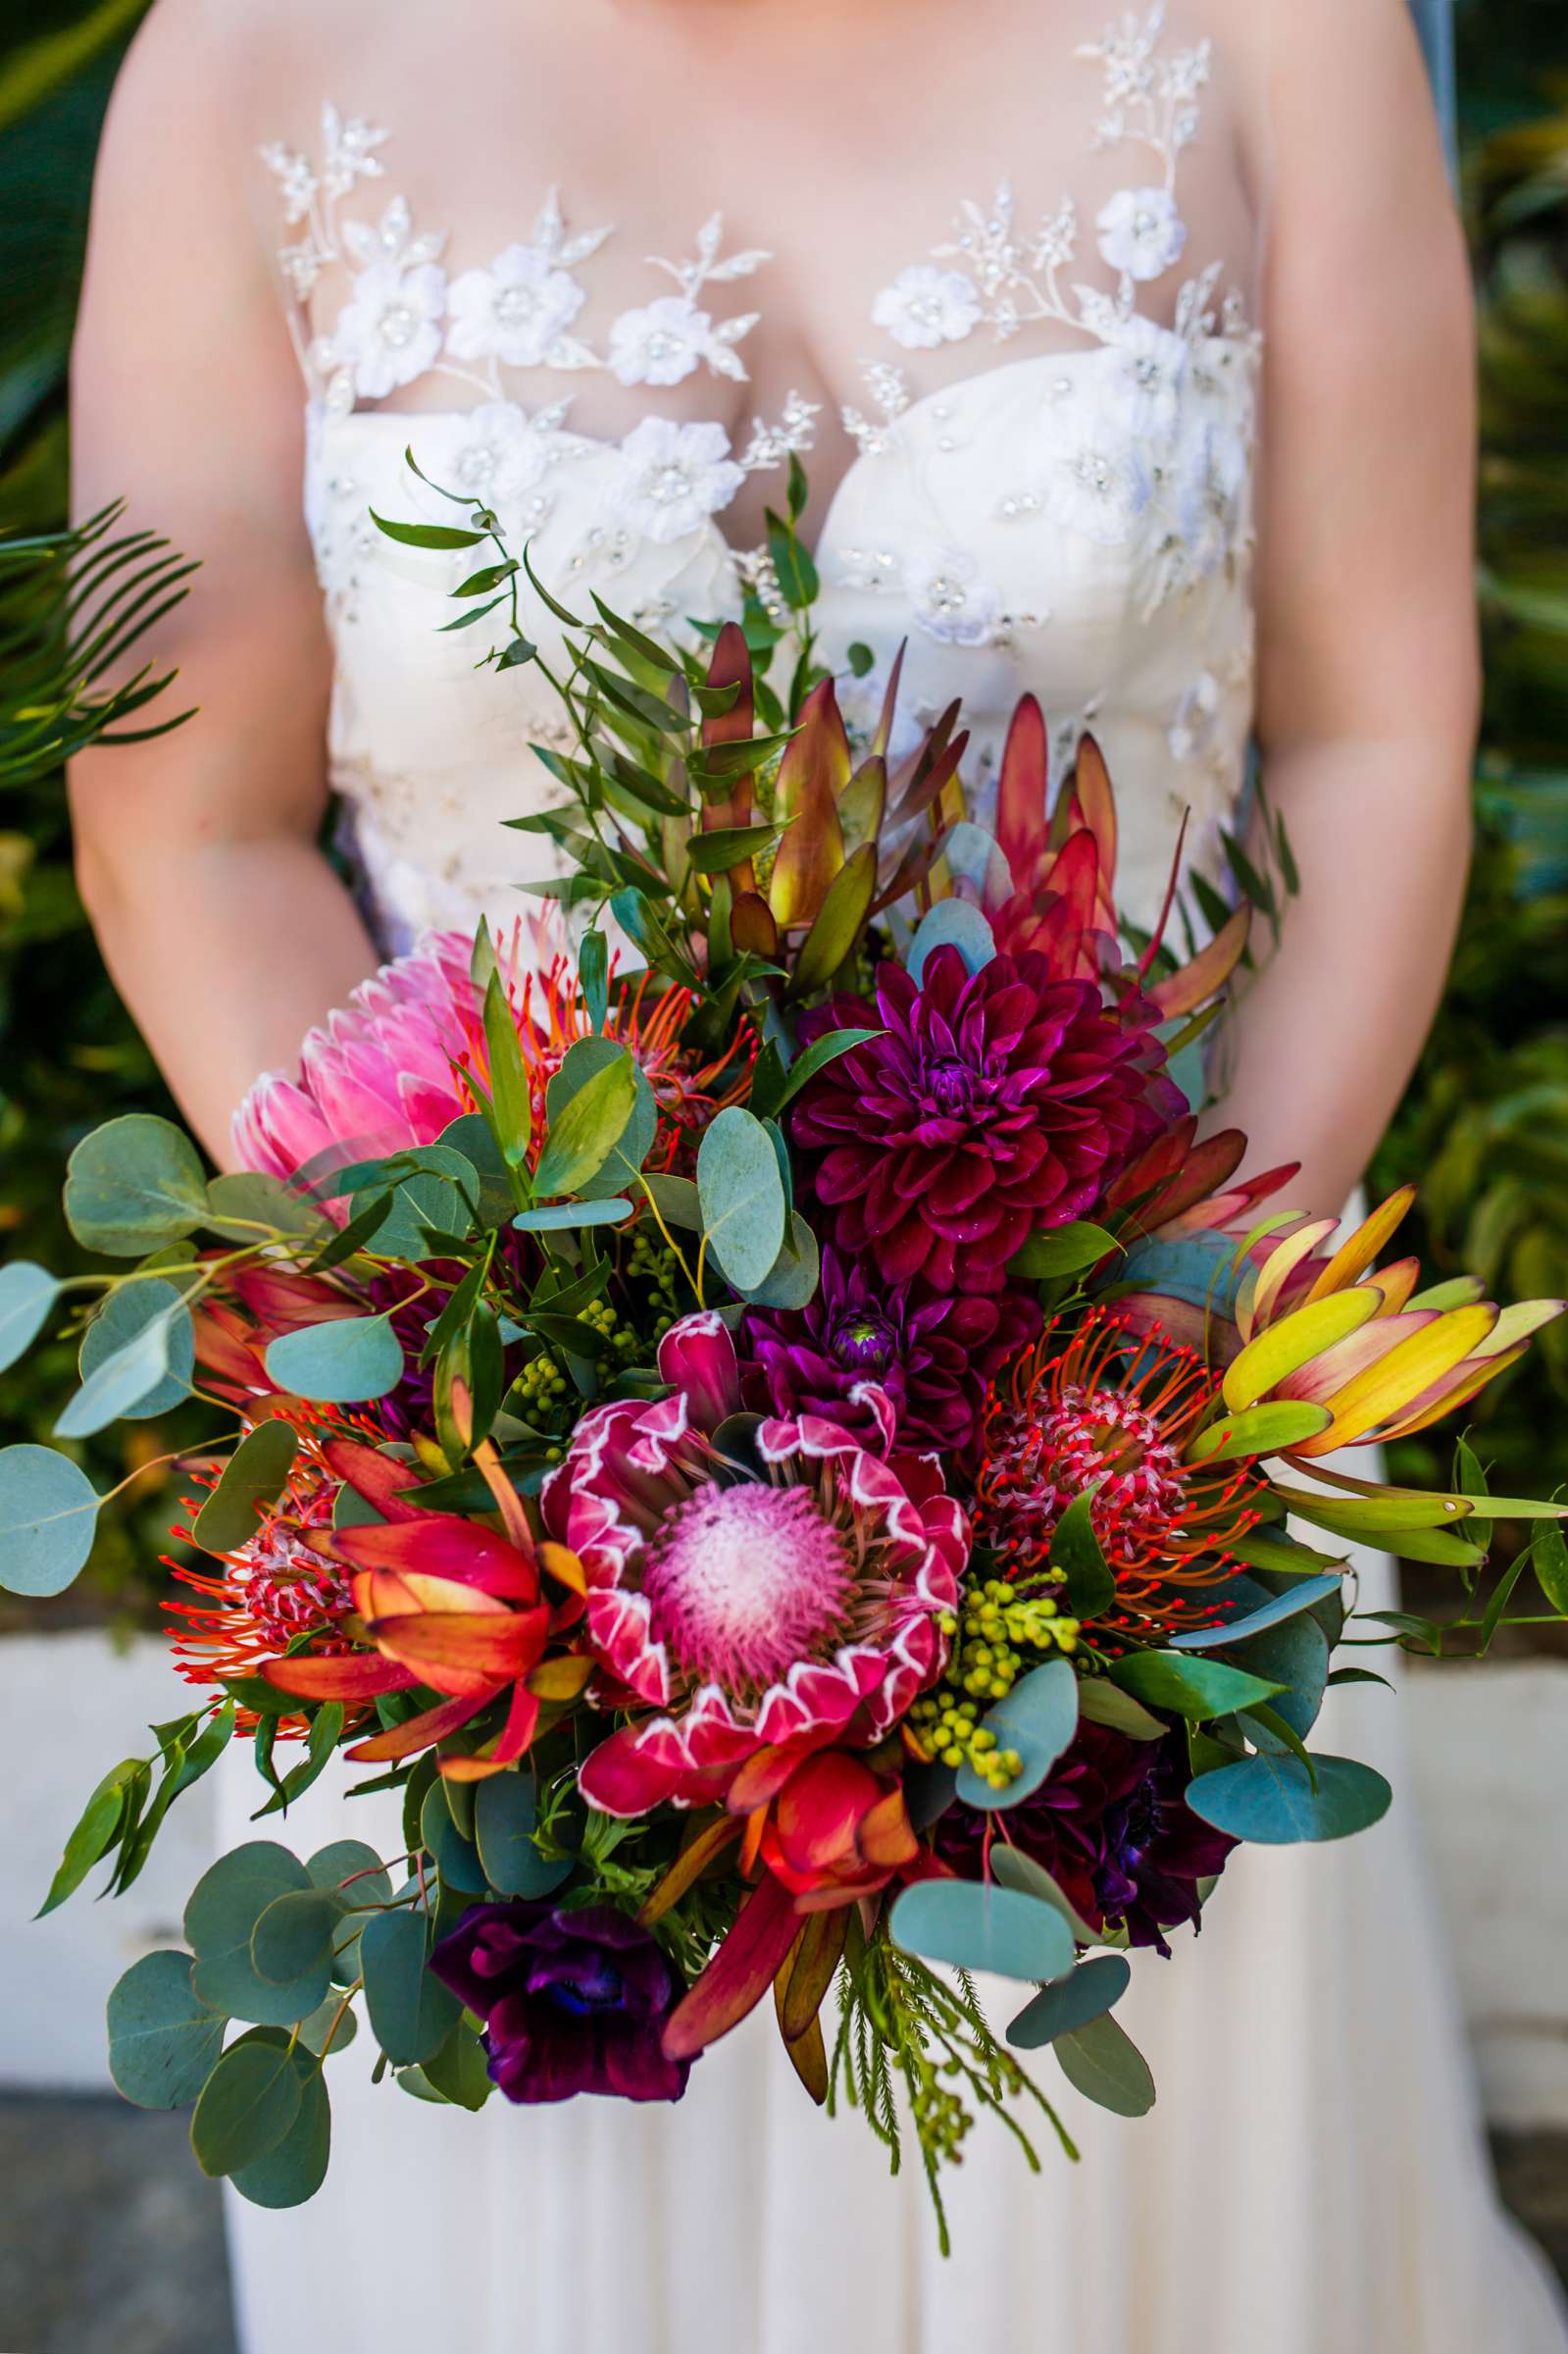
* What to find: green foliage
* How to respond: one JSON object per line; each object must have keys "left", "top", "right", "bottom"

{"left": 1005, "top": 1955, "right": 1133, "bottom": 2052}
{"left": 888, "top": 1878, "right": 1076, "bottom": 1984}
{"left": 1373, "top": 40, "right": 1568, "bottom": 1517}
{"left": 1051, "top": 2010, "right": 1156, "bottom": 2118}
{"left": 0, "top": 0, "right": 197, "bottom": 1622}
{"left": 1185, "top": 1753, "right": 1394, "bottom": 1845}
{"left": 105, "top": 1949, "right": 225, "bottom": 2109}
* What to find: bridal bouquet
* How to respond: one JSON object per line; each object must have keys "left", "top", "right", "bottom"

{"left": 8, "top": 464, "right": 1564, "bottom": 2238}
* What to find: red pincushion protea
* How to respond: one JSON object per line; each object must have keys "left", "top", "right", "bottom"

{"left": 792, "top": 944, "right": 1166, "bottom": 1297}
{"left": 974, "top": 1313, "right": 1262, "bottom": 1636}
{"left": 542, "top": 1313, "right": 967, "bottom": 1817}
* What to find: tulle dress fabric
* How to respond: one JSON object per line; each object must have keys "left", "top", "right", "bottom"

{"left": 202, "top": 1, "right": 1566, "bottom": 2343}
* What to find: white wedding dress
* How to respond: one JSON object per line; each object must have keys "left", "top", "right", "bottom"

{"left": 204, "top": 3, "right": 1567, "bottom": 2345}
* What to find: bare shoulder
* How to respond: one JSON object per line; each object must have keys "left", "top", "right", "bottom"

{"left": 1204, "top": 0, "right": 1440, "bottom": 136}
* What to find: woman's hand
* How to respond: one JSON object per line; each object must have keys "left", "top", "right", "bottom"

{"left": 68, "top": 0, "right": 379, "bottom": 1167}
{"left": 1210, "top": 0, "right": 1479, "bottom": 1219}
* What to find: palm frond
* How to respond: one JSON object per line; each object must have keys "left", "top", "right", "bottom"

{"left": 0, "top": 496, "right": 196, "bottom": 786}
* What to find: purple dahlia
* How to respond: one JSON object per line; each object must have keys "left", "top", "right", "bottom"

{"left": 741, "top": 1248, "right": 1039, "bottom": 1452}
{"left": 936, "top": 1720, "right": 1235, "bottom": 1956}
{"left": 430, "top": 1901, "right": 690, "bottom": 2102}
{"left": 792, "top": 944, "right": 1165, "bottom": 1297}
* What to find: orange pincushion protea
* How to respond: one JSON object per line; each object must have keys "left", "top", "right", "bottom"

{"left": 165, "top": 1416, "right": 359, "bottom": 1711}
{"left": 973, "top": 1313, "right": 1263, "bottom": 1637}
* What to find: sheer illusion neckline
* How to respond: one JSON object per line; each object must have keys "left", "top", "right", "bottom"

{"left": 265, "top": 4, "right": 1258, "bottom": 562}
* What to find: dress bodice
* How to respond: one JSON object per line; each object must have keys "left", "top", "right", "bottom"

{"left": 260, "top": 3, "right": 1261, "bottom": 952}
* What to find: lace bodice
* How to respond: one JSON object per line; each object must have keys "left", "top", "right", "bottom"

{"left": 256, "top": 2, "right": 1262, "bottom": 952}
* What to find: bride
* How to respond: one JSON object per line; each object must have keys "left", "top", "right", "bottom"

{"left": 68, "top": 0, "right": 1567, "bottom": 2346}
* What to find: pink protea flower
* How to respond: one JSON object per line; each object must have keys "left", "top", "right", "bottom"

{"left": 232, "top": 931, "right": 483, "bottom": 1180}
{"left": 231, "top": 919, "right": 749, "bottom": 1191}
{"left": 543, "top": 1313, "right": 967, "bottom": 1817}
{"left": 792, "top": 943, "right": 1170, "bottom": 1297}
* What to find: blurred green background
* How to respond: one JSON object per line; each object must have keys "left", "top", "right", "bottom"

{"left": 0, "top": 0, "right": 1564, "bottom": 1618}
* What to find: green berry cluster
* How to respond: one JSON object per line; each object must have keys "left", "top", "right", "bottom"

{"left": 516, "top": 1353, "right": 569, "bottom": 1415}
{"left": 909, "top": 2054, "right": 974, "bottom": 2163}
{"left": 578, "top": 1296, "right": 641, "bottom": 1363}
{"left": 626, "top": 1228, "right": 684, "bottom": 1339}
{"left": 909, "top": 1574, "right": 1082, "bottom": 1791}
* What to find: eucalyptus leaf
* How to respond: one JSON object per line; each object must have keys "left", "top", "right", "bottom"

{"left": 350, "top": 1157, "right": 479, "bottom": 1258}
{"left": 0, "top": 1444, "right": 100, "bottom": 1597}
{"left": 474, "top": 1770, "right": 574, "bottom": 1900}
{"left": 420, "top": 1781, "right": 487, "bottom": 1896}
{"left": 512, "top": 1199, "right": 634, "bottom": 1232}
{"left": 739, "top": 1212, "right": 821, "bottom": 1310}
{"left": 906, "top": 899, "right": 994, "bottom": 984}
{"left": 422, "top": 2021, "right": 495, "bottom": 2111}
{"left": 697, "top": 1106, "right": 788, "bottom": 1293}
{"left": 1186, "top": 1752, "right": 1392, "bottom": 1844}
{"left": 107, "top": 1950, "right": 227, "bottom": 2110}
{"left": 955, "top": 1660, "right": 1080, "bottom": 1811}
{"left": 60, "top": 1281, "right": 192, "bottom": 1436}
{"left": 1054, "top": 2011, "right": 1156, "bottom": 2117}
{"left": 251, "top": 1890, "right": 339, "bottom": 1987}
{"left": 888, "top": 1877, "right": 1076, "bottom": 1983}
{"left": 1007, "top": 1955, "right": 1132, "bottom": 2049}
{"left": 434, "top": 1114, "right": 518, "bottom": 1226}
{"left": 64, "top": 1115, "right": 210, "bottom": 1256}
{"left": 190, "top": 2034, "right": 302, "bottom": 2178}
{"left": 296, "top": 1995, "right": 358, "bottom": 2060}
{"left": 186, "top": 1843, "right": 329, "bottom": 2026}
{"left": 988, "top": 1844, "right": 1101, "bottom": 1944}
{"left": 641, "top": 1172, "right": 703, "bottom": 1230}
{"left": 360, "top": 1910, "right": 461, "bottom": 2067}
{"left": 264, "top": 1315, "right": 405, "bottom": 1406}
{"left": 204, "top": 1172, "right": 328, "bottom": 1243}
{"left": 1166, "top": 1572, "right": 1343, "bottom": 1652}
{"left": 0, "top": 1262, "right": 58, "bottom": 1373}
{"left": 308, "top": 1841, "right": 392, "bottom": 1913}
{"left": 228, "top": 2041, "right": 331, "bottom": 2209}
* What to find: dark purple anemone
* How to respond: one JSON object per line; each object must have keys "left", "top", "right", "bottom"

{"left": 936, "top": 1721, "right": 1235, "bottom": 1957}
{"left": 792, "top": 945, "right": 1165, "bottom": 1298}
{"left": 430, "top": 1901, "right": 691, "bottom": 2102}
{"left": 740, "top": 1249, "right": 1039, "bottom": 1452}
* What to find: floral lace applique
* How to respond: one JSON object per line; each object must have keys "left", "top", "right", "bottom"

{"left": 851, "top": 6, "right": 1259, "bottom": 620}
{"left": 261, "top": 109, "right": 772, "bottom": 418}
{"left": 867, "top": 4, "right": 1233, "bottom": 367}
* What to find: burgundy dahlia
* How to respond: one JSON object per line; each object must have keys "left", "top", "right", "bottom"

{"left": 430, "top": 1901, "right": 691, "bottom": 2103}
{"left": 936, "top": 1720, "right": 1235, "bottom": 1956}
{"left": 740, "top": 1249, "right": 1039, "bottom": 1452}
{"left": 792, "top": 945, "right": 1165, "bottom": 1297}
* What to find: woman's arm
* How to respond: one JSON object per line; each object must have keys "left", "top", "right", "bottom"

{"left": 1210, "top": 0, "right": 1479, "bottom": 1218}
{"left": 69, "top": 0, "right": 379, "bottom": 1166}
